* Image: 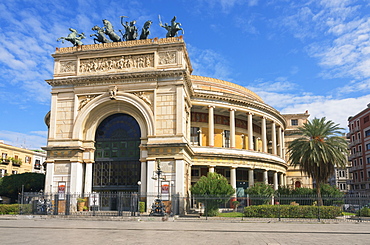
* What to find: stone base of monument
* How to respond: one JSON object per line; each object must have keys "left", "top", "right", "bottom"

{"left": 149, "top": 199, "right": 166, "bottom": 216}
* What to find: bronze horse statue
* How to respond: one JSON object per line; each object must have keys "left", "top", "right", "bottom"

{"left": 159, "top": 16, "right": 184, "bottom": 38}
{"left": 90, "top": 25, "right": 112, "bottom": 44}
{"left": 103, "top": 19, "right": 121, "bottom": 42}
{"left": 140, "top": 20, "right": 152, "bottom": 40}
{"left": 57, "top": 28, "right": 86, "bottom": 46}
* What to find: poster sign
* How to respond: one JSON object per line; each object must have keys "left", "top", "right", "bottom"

{"left": 161, "top": 181, "right": 169, "bottom": 201}
{"left": 58, "top": 181, "right": 66, "bottom": 200}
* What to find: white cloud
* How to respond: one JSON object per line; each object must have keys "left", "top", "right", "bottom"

{"left": 252, "top": 86, "right": 370, "bottom": 130}
{"left": 0, "top": 130, "right": 47, "bottom": 150}
{"left": 187, "top": 44, "right": 233, "bottom": 81}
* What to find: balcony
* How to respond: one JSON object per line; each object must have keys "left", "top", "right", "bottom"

{"left": 1, "top": 159, "right": 10, "bottom": 165}
{"left": 349, "top": 139, "right": 361, "bottom": 147}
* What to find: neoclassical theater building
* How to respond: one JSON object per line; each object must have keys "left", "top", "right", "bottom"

{"left": 44, "top": 37, "right": 290, "bottom": 212}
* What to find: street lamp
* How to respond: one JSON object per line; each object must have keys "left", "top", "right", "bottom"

{"left": 137, "top": 181, "right": 141, "bottom": 216}
{"left": 149, "top": 159, "right": 166, "bottom": 216}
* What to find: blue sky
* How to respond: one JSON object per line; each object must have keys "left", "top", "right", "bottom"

{"left": 1, "top": 0, "right": 370, "bottom": 150}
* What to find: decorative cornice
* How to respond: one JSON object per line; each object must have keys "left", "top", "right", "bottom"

{"left": 46, "top": 69, "right": 189, "bottom": 87}
{"left": 54, "top": 37, "right": 184, "bottom": 54}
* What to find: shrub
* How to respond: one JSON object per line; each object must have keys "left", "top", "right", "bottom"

{"left": 0, "top": 204, "right": 19, "bottom": 214}
{"left": 246, "top": 183, "right": 274, "bottom": 205}
{"left": 139, "top": 201, "right": 146, "bottom": 213}
{"left": 191, "top": 172, "right": 235, "bottom": 216}
{"left": 358, "top": 207, "right": 370, "bottom": 217}
{"left": 244, "top": 205, "right": 341, "bottom": 219}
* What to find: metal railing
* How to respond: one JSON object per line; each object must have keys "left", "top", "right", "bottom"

{"left": 14, "top": 192, "right": 370, "bottom": 222}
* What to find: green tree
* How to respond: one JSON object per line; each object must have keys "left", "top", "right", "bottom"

{"left": 287, "top": 117, "right": 348, "bottom": 206}
{"left": 0, "top": 173, "right": 45, "bottom": 203}
{"left": 245, "top": 182, "right": 275, "bottom": 205}
{"left": 191, "top": 172, "right": 235, "bottom": 216}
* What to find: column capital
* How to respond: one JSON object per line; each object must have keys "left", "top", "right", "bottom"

{"left": 247, "top": 112, "right": 254, "bottom": 115}
{"left": 208, "top": 105, "right": 215, "bottom": 109}
{"left": 229, "top": 108, "right": 236, "bottom": 112}
{"left": 260, "top": 116, "right": 267, "bottom": 119}
{"left": 230, "top": 166, "right": 238, "bottom": 169}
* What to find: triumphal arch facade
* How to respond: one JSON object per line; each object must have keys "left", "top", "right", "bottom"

{"left": 44, "top": 37, "right": 288, "bottom": 213}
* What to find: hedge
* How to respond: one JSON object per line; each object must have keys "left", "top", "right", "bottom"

{"left": 0, "top": 204, "right": 32, "bottom": 215}
{"left": 244, "top": 205, "right": 342, "bottom": 219}
{"left": 358, "top": 207, "right": 370, "bottom": 217}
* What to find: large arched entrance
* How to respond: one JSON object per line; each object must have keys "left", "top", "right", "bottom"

{"left": 93, "top": 113, "right": 141, "bottom": 194}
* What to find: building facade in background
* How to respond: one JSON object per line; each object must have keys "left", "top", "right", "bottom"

{"left": 0, "top": 141, "right": 46, "bottom": 177}
{"left": 43, "top": 38, "right": 290, "bottom": 213}
{"left": 348, "top": 104, "right": 370, "bottom": 194}
{"left": 282, "top": 112, "right": 313, "bottom": 189}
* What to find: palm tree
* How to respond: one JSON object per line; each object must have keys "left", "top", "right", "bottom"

{"left": 287, "top": 117, "right": 348, "bottom": 206}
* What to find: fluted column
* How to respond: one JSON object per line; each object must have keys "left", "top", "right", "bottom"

{"left": 248, "top": 169, "right": 254, "bottom": 187}
{"left": 271, "top": 121, "right": 277, "bottom": 155}
{"left": 229, "top": 108, "right": 236, "bottom": 148}
{"left": 279, "top": 173, "right": 284, "bottom": 187}
{"left": 261, "top": 117, "right": 267, "bottom": 152}
{"left": 282, "top": 130, "right": 286, "bottom": 160}
{"left": 278, "top": 126, "right": 283, "bottom": 158}
{"left": 273, "top": 172, "right": 278, "bottom": 190}
{"left": 208, "top": 105, "right": 215, "bottom": 147}
{"left": 247, "top": 112, "right": 254, "bottom": 150}
{"left": 230, "top": 167, "right": 237, "bottom": 197}
{"left": 263, "top": 170, "right": 268, "bottom": 185}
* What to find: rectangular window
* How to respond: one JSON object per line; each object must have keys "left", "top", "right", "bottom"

{"left": 291, "top": 119, "right": 298, "bottom": 126}
{"left": 190, "top": 127, "right": 200, "bottom": 146}
{"left": 364, "top": 116, "right": 369, "bottom": 123}
{"left": 223, "top": 130, "right": 230, "bottom": 148}
{"left": 367, "top": 157, "right": 370, "bottom": 164}
{"left": 34, "top": 159, "right": 41, "bottom": 169}
{"left": 365, "top": 129, "right": 370, "bottom": 137}
{"left": 360, "top": 158, "right": 363, "bottom": 165}
{"left": 359, "top": 145, "right": 362, "bottom": 152}
{"left": 361, "top": 171, "right": 364, "bottom": 180}
{"left": 354, "top": 159, "right": 357, "bottom": 166}
{"left": 191, "top": 168, "right": 199, "bottom": 177}
{"left": 1, "top": 153, "right": 7, "bottom": 159}
{"left": 366, "top": 143, "right": 370, "bottom": 151}
{"left": 358, "top": 133, "right": 361, "bottom": 140}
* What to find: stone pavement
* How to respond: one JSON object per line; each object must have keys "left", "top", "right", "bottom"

{"left": 0, "top": 215, "right": 369, "bottom": 245}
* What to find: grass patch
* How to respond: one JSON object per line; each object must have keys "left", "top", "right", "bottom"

{"left": 217, "top": 212, "right": 244, "bottom": 217}
{"left": 341, "top": 212, "right": 356, "bottom": 216}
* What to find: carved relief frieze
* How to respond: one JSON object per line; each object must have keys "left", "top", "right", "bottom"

{"left": 158, "top": 51, "right": 177, "bottom": 65}
{"left": 78, "top": 94, "right": 100, "bottom": 110}
{"left": 79, "top": 53, "right": 154, "bottom": 74}
{"left": 132, "top": 91, "right": 153, "bottom": 107}
{"left": 59, "top": 61, "right": 76, "bottom": 73}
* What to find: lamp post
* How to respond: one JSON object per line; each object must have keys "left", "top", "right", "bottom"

{"left": 137, "top": 180, "right": 141, "bottom": 216}
{"left": 149, "top": 159, "right": 166, "bottom": 216}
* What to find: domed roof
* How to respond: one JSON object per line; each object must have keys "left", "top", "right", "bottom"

{"left": 190, "top": 75, "right": 263, "bottom": 103}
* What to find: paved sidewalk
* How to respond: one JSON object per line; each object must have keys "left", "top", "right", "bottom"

{"left": 0, "top": 215, "right": 369, "bottom": 244}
